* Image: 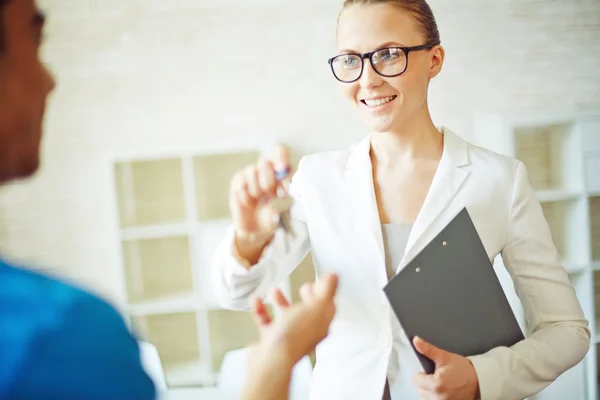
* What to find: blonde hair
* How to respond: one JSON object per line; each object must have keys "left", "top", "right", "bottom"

{"left": 339, "top": 0, "right": 441, "bottom": 45}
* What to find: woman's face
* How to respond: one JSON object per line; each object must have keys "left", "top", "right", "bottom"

{"left": 336, "top": 4, "right": 443, "bottom": 133}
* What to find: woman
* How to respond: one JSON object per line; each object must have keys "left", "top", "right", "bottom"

{"left": 212, "top": 1, "right": 591, "bottom": 399}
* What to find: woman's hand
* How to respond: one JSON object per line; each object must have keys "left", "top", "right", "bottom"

{"left": 229, "top": 144, "right": 291, "bottom": 265}
{"left": 412, "top": 336, "right": 480, "bottom": 400}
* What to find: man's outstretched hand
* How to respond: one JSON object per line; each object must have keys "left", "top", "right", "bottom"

{"left": 243, "top": 273, "right": 339, "bottom": 400}
{"left": 252, "top": 273, "right": 338, "bottom": 365}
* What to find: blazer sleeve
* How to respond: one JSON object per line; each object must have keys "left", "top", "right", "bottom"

{"left": 467, "top": 160, "right": 591, "bottom": 400}
{"left": 211, "top": 157, "right": 312, "bottom": 311}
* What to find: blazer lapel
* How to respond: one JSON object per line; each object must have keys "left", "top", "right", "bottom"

{"left": 340, "top": 128, "right": 471, "bottom": 281}
{"left": 343, "top": 134, "right": 388, "bottom": 285}
{"left": 400, "top": 128, "right": 470, "bottom": 272}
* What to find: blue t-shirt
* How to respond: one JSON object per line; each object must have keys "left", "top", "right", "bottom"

{"left": 0, "top": 258, "right": 156, "bottom": 399}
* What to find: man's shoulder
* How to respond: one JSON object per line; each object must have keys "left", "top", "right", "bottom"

{"left": 0, "top": 258, "right": 121, "bottom": 327}
{"left": 0, "top": 259, "right": 145, "bottom": 397}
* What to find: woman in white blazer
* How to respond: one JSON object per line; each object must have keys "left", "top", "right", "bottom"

{"left": 212, "top": 0, "right": 591, "bottom": 399}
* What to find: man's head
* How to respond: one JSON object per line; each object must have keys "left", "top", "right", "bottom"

{"left": 0, "top": 0, "right": 55, "bottom": 183}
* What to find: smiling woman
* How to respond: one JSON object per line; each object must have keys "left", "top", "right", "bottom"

{"left": 333, "top": 0, "right": 443, "bottom": 136}
{"left": 212, "top": 1, "right": 591, "bottom": 400}
{"left": 339, "top": 0, "right": 440, "bottom": 44}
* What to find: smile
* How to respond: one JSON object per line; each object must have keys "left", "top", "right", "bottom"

{"left": 361, "top": 95, "right": 397, "bottom": 108}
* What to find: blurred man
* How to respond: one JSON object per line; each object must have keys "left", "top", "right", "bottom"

{"left": 0, "top": 1, "right": 337, "bottom": 399}
{"left": 0, "top": 1, "right": 157, "bottom": 398}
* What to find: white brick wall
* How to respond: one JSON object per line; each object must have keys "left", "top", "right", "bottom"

{"left": 0, "top": 0, "right": 598, "bottom": 304}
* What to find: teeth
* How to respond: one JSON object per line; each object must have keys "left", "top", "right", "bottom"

{"left": 364, "top": 96, "right": 395, "bottom": 107}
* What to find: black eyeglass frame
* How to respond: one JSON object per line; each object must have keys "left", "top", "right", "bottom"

{"left": 327, "top": 43, "right": 439, "bottom": 83}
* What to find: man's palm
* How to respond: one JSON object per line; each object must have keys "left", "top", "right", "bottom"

{"left": 250, "top": 274, "right": 338, "bottom": 365}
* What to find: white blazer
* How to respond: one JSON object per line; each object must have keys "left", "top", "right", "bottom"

{"left": 212, "top": 127, "right": 590, "bottom": 400}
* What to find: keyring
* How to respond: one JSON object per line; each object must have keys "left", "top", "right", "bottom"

{"left": 275, "top": 166, "right": 291, "bottom": 181}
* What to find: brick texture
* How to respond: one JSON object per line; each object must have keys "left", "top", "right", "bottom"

{"left": 0, "top": 0, "right": 597, "bottom": 303}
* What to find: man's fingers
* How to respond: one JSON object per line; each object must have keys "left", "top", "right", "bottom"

{"left": 314, "top": 273, "right": 339, "bottom": 302}
{"left": 270, "top": 288, "right": 291, "bottom": 309}
{"left": 250, "top": 296, "right": 272, "bottom": 328}
{"left": 299, "top": 282, "right": 314, "bottom": 301}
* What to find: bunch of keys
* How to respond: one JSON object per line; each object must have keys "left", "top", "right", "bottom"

{"left": 271, "top": 165, "right": 295, "bottom": 252}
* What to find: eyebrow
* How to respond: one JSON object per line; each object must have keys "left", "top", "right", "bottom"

{"left": 339, "top": 41, "right": 407, "bottom": 54}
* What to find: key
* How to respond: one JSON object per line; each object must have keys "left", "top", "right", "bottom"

{"left": 275, "top": 166, "right": 291, "bottom": 183}
{"left": 271, "top": 191, "right": 294, "bottom": 252}
{"left": 270, "top": 194, "right": 293, "bottom": 253}
{"left": 272, "top": 195, "right": 294, "bottom": 232}
{"left": 279, "top": 208, "right": 294, "bottom": 236}
{"left": 272, "top": 166, "right": 294, "bottom": 252}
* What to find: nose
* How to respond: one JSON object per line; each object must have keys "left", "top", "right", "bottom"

{"left": 359, "top": 58, "right": 383, "bottom": 89}
{"left": 43, "top": 63, "right": 56, "bottom": 93}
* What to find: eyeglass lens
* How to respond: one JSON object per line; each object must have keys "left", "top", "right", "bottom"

{"left": 331, "top": 48, "right": 407, "bottom": 82}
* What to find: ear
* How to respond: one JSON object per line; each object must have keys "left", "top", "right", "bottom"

{"left": 429, "top": 45, "right": 445, "bottom": 79}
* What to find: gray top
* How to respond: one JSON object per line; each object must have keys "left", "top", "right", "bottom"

{"left": 381, "top": 223, "right": 413, "bottom": 400}
{"left": 381, "top": 223, "right": 413, "bottom": 280}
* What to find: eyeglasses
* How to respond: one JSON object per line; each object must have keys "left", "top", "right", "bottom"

{"left": 327, "top": 43, "right": 438, "bottom": 83}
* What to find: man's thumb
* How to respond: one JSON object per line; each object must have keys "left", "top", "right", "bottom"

{"left": 314, "top": 273, "right": 339, "bottom": 301}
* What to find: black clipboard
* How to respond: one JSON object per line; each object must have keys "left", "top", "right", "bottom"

{"left": 383, "top": 208, "right": 524, "bottom": 374}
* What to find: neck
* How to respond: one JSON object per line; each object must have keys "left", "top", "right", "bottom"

{"left": 369, "top": 108, "right": 443, "bottom": 167}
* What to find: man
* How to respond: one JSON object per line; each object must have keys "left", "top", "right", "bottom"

{"left": 0, "top": 1, "right": 338, "bottom": 399}
{"left": 0, "top": 0, "right": 156, "bottom": 398}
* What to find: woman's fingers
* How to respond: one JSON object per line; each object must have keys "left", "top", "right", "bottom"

{"left": 257, "top": 159, "right": 277, "bottom": 197}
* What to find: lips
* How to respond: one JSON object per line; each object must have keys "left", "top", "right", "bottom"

{"left": 360, "top": 95, "right": 397, "bottom": 108}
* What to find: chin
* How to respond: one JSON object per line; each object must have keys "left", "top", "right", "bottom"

{"left": 4, "top": 153, "right": 41, "bottom": 182}
{"left": 18, "top": 159, "right": 40, "bottom": 179}
{"left": 362, "top": 117, "right": 397, "bottom": 133}
{"left": 16, "top": 134, "right": 43, "bottom": 180}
